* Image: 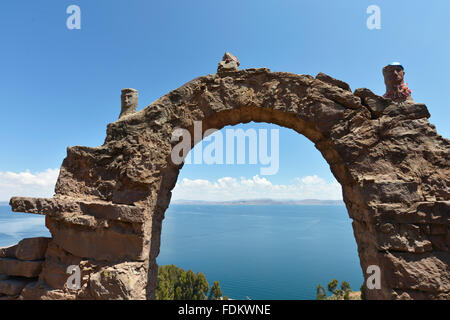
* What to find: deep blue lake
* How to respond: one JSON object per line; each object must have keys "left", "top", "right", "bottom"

{"left": 0, "top": 204, "right": 363, "bottom": 300}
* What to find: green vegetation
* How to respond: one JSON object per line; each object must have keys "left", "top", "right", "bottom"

{"left": 209, "top": 281, "right": 223, "bottom": 300}
{"left": 360, "top": 283, "right": 366, "bottom": 300}
{"left": 316, "top": 279, "right": 361, "bottom": 300}
{"left": 157, "top": 266, "right": 362, "bottom": 300}
{"left": 316, "top": 284, "right": 327, "bottom": 300}
{"left": 156, "top": 264, "right": 228, "bottom": 300}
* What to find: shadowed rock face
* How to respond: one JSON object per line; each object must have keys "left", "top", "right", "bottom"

{"left": 0, "top": 237, "right": 50, "bottom": 299}
{"left": 5, "top": 67, "right": 450, "bottom": 300}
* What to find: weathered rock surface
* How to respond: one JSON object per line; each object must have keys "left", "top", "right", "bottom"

{"left": 0, "top": 258, "right": 43, "bottom": 278}
{"left": 6, "top": 66, "right": 449, "bottom": 300}
{"left": 217, "top": 52, "right": 240, "bottom": 74}
{"left": 316, "top": 72, "right": 351, "bottom": 91}
{"left": 0, "top": 277, "right": 34, "bottom": 296}
{"left": 0, "top": 245, "right": 17, "bottom": 258}
{"left": 88, "top": 262, "right": 147, "bottom": 300}
{"left": 15, "top": 237, "right": 50, "bottom": 261}
{"left": 354, "top": 88, "right": 391, "bottom": 117}
{"left": 10, "top": 197, "right": 149, "bottom": 263}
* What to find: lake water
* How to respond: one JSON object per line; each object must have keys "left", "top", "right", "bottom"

{"left": 0, "top": 206, "right": 50, "bottom": 246}
{"left": 0, "top": 204, "right": 364, "bottom": 300}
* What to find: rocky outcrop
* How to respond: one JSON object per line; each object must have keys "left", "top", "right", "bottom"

{"left": 0, "top": 237, "right": 50, "bottom": 299}
{"left": 6, "top": 62, "right": 449, "bottom": 300}
{"left": 217, "top": 52, "right": 240, "bottom": 74}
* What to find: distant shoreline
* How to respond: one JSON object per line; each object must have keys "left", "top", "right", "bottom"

{"left": 172, "top": 199, "right": 344, "bottom": 206}
{"left": 1, "top": 199, "right": 345, "bottom": 207}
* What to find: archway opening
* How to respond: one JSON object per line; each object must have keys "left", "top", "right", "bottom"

{"left": 156, "top": 121, "right": 364, "bottom": 300}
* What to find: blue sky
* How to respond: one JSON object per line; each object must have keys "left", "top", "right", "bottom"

{"left": 0, "top": 0, "right": 449, "bottom": 201}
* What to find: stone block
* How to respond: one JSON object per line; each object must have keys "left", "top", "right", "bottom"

{"left": 0, "top": 277, "right": 32, "bottom": 296}
{"left": 0, "top": 244, "right": 18, "bottom": 258}
{"left": 15, "top": 237, "right": 50, "bottom": 261}
{"left": 0, "top": 258, "right": 43, "bottom": 278}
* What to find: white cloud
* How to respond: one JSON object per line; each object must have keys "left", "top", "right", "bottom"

{"left": 0, "top": 169, "right": 60, "bottom": 201}
{"left": 0, "top": 169, "right": 342, "bottom": 203}
{"left": 172, "top": 175, "right": 342, "bottom": 201}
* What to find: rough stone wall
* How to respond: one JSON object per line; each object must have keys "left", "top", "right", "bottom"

{"left": 2, "top": 68, "right": 449, "bottom": 300}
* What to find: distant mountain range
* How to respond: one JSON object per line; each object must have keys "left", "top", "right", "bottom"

{"left": 171, "top": 199, "right": 344, "bottom": 206}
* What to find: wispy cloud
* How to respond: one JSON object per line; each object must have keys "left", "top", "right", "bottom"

{"left": 0, "top": 169, "right": 59, "bottom": 201}
{"left": 172, "top": 175, "right": 342, "bottom": 201}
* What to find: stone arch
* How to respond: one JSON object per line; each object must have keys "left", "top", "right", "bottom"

{"left": 6, "top": 68, "right": 449, "bottom": 300}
